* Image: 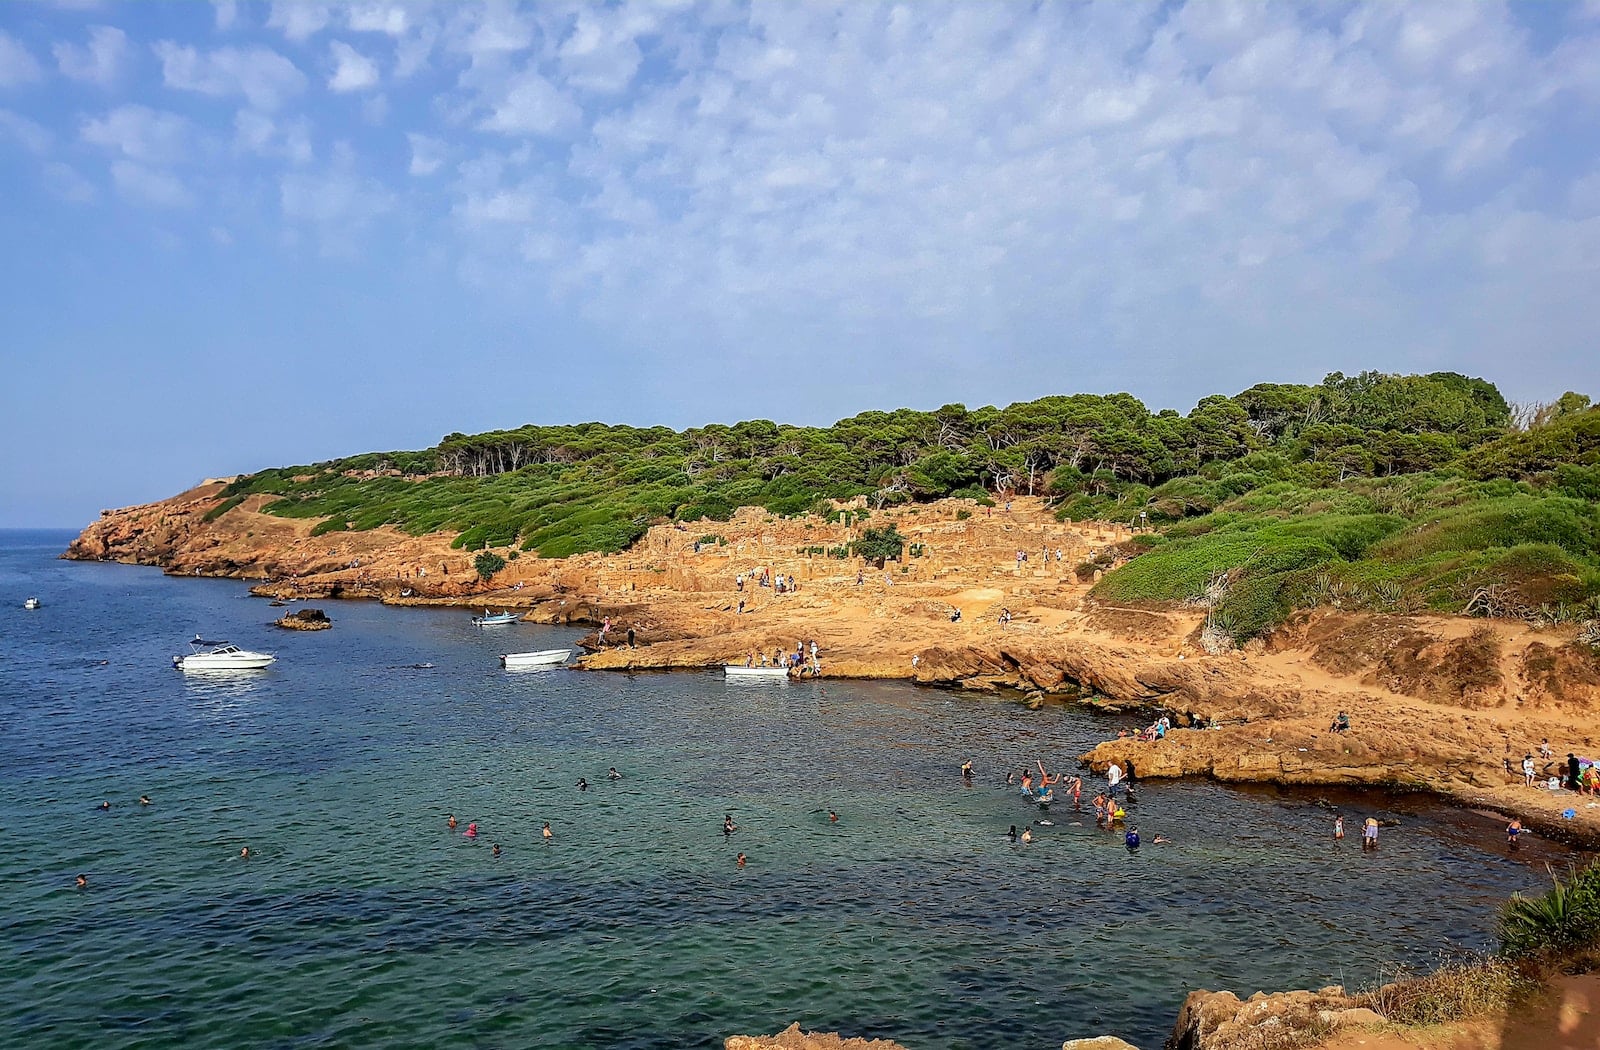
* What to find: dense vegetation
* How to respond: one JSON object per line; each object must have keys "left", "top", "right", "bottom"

{"left": 220, "top": 371, "right": 1600, "bottom": 638}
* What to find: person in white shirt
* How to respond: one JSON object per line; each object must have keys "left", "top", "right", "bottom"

{"left": 1522, "top": 754, "right": 1536, "bottom": 787}
{"left": 1107, "top": 762, "right": 1124, "bottom": 798}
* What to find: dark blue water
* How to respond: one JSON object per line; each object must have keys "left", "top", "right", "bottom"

{"left": 0, "top": 529, "right": 1571, "bottom": 1049}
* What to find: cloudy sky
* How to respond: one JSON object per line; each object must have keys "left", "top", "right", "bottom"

{"left": 2, "top": 1, "right": 1597, "bottom": 526}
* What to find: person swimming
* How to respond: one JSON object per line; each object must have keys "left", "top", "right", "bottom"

{"left": 1152, "top": 834, "right": 1170, "bottom": 845}
{"left": 464, "top": 822, "right": 478, "bottom": 839}
{"left": 447, "top": 814, "right": 458, "bottom": 829}
{"left": 492, "top": 843, "right": 502, "bottom": 858}
{"left": 542, "top": 822, "right": 552, "bottom": 842}
{"left": 76, "top": 874, "right": 87, "bottom": 889}
{"left": 723, "top": 815, "right": 737, "bottom": 836}
{"left": 607, "top": 768, "right": 622, "bottom": 780}
{"left": 736, "top": 853, "right": 746, "bottom": 867}
{"left": 960, "top": 759, "right": 973, "bottom": 778}
{"left": 828, "top": 810, "right": 838, "bottom": 823}
{"left": 1020, "top": 827, "right": 1033, "bottom": 844}
{"left": 1007, "top": 825, "right": 1018, "bottom": 842}
{"left": 1124, "top": 826, "right": 1141, "bottom": 850}
{"left": 577, "top": 778, "right": 589, "bottom": 792}
{"left": 97, "top": 801, "right": 110, "bottom": 811}
{"left": 139, "top": 796, "right": 151, "bottom": 806}
{"left": 240, "top": 847, "right": 250, "bottom": 859}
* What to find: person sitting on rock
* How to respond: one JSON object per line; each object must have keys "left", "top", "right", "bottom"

{"left": 1329, "top": 711, "right": 1351, "bottom": 733}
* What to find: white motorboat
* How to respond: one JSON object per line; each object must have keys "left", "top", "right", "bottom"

{"left": 723, "top": 664, "right": 791, "bottom": 680}
{"left": 173, "top": 637, "right": 276, "bottom": 671}
{"left": 501, "top": 648, "right": 571, "bottom": 670}
{"left": 473, "top": 610, "right": 522, "bottom": 626}
{"left": 23, "top": 597, "right": 40, "bottom": 610}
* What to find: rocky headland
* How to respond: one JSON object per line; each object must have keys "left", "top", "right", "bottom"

{"left": 66, "top": 483, "right": 1600, "bottom": 1048}
{"left": 66, "top": 484, "right": 1600, "bottom": 847}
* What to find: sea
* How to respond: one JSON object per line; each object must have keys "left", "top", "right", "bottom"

{"left": 0, "top": 528, "right": 1575, "bottom": 1049}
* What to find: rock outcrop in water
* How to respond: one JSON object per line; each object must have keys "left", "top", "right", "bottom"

{"left": 273, "top": 608, "right": 330, "bottom": 630}
{"left": 64, "top": 488, "right": 1600, "bottom": 846}
{"left": 1166, "top": 987, "right": 1384, "bottom": 1050}
{"left": 725, "top": 1024, "right": 907, "bottom": 1049}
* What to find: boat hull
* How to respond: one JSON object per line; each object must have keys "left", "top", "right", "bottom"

{"left": 177, "top": 653, "right": 276, "bottom": 671}
{"left": 502, "top": 649, "right": 570, "bottom": 669}
{"left": 723, "top": 665, "right": 791, "bottom": 680}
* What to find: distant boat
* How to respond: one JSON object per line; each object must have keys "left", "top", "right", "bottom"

{"left": 472, "top": 610, "right": 522, "bottom": 626}
{"left": 173, "top": 637, "right": 276, "bottom": 671}
{"left": 723, "top": 665, "right": 791, "bottom": 680}
{"left": 501, "top": 649, "right": 570, "bottom": 670}
{"left": 23, "top": 597, "right": 40, "bottom": 610}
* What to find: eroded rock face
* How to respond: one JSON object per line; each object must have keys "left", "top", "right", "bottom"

{"left": 1166, "top": 986, "right": 1380, "bottom": 1050}
{"left": 725, "top": 1023, "right": 907, "bottom": 1050}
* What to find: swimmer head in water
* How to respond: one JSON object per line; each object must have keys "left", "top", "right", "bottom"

{"left": 139, "top": 796, "right": 151, "bottom": 806}
{"left": 736, "top": 853, "right": 746, "bottom": 867}
{"left": 577, "top": 779, "right": 588, "bottom": 792}
{"left": 542, "top": 823, "right": 552, "bottom": 841}
{"left": 829, "top": 810, "right": 838, "bottom": 823}
{"left": 76, "top": 874, "right": 87, "bottom": 889}
{"left": 97, "top": 801, "right": 110, "bottom": 811}
{"left": 240, "top": 847, "right": 250, "bottom": 859}
{"left": 608, "top": 767, "right": 621, "bottom": 780}
{"left": 492, "top": 844, "right": 502, "bottom": 857}
{"left": 447, "top": 814, "right": 457, "bottom": 829}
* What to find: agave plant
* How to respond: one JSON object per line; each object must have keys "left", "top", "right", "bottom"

{"left": 1499, "top": 861, "right": 1600, "bottom": 959}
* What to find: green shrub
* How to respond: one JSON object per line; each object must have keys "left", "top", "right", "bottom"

{"left": 473, "top": 551, "right": 507, "bottom": 580}
{"left": 1499, "top": 859, "right": 1600, "bottom": 961}
{"left": 309, "top": 518, "right": 348, "bottom": 537}
{"left": 203, "top": 495, "right": 245, "bottom": 523}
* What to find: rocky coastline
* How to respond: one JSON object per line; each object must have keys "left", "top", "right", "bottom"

{"left": 64, "top": 482, "right": 1600, "bottom": 848}
{"left": 64, "top": 483, "right": 1600, "bottom": 1049}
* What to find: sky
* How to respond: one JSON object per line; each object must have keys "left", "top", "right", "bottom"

{"left": 1, "top": 1, "right": 1598, "bottom": 527}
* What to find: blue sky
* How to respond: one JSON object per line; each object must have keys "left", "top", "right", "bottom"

{"left": 2, "top": 1, "right": 1597, "bottom": 527}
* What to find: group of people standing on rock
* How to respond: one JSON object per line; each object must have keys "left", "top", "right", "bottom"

{"left": 744, "top": 640, "right": 822, "bottom": 675}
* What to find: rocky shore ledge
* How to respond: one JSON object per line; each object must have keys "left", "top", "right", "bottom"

{"left": 727, "top": 971, "right": 1599, "bottom": 1049}
{"left": 65, "top": 484, "right": 1600, "bottom": 846}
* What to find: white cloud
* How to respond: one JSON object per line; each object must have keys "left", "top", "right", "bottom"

{"left": 110, "top": 159, "right": 193, "bottom": 208}
{"left": 478, "top": 70, "right": 580, "bottom": 135}
{"left": 234, "top": 108, "right": 312, "bottom": 164}
{"left": 154, "top": 42, "right": 306, "bottom": 110}
{"left": 0, "top": 106, "right": 51, "bottom": 153}
{"left": 0, "top": 30, "right": 44, "bottom": 87}
{"left": 328, "top": 41, "right": 379, "bottom": 92}
{"left": 406, "top": 131, "right": 445, "bottom": 175}
{"left": 81, "top": 104, "right": 190, "bottom": 164}
{"left": 213, "top": 1, "right": 239, "bottom": 31}
{"left": 54, "top": 25, "right": 128, "bottom": 85}
{"left": 346, "top": 5, "right": 408, "bottom": 36}
{"left": 42, "top": 161, "right": 96, "bottom": 203}
{"left": 279, "top": 145, "right": 395, "bottom": 236}
{"left": 267, "top": 2, "right": 330, "bottom": 42}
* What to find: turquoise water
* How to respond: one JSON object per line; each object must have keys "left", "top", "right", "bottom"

{"left": 0, "top": 529, "right": 1572, "bottom": 1049}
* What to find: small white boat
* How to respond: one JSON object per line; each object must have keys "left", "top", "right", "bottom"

{"left": 723, "top": 664, "right": 792, "bottom": 680}
{"left": 501, "top": 648, "right": 570, "bottom": 670}
{"left": 24, "top": 597, "right": 40, "bottom": 610}
{"left": 174, "top": 637, "right": 276, "bottom": 671}
{"left": 472, "top": 610, "right": 522, "bottom": 626}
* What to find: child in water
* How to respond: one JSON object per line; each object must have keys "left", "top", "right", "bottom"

{"left": 1334, "top": 816, "right": 1344, "bottom": 840}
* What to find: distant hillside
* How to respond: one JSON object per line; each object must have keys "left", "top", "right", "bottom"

{"left": 218, "top": 371, "right": 1600, "bottom": 639}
